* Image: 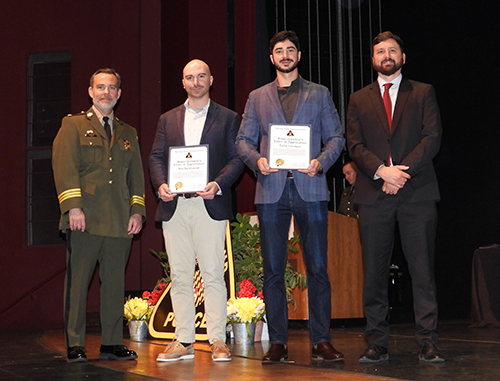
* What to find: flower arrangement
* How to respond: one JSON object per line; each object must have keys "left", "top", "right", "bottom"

{"left": 124, "top": 296, "right": 154, "bottom": 322}
{"left": 124, "top": 282, "right": 167, "bottom": 322}
{"left": 142, "top": 282, "right": 167, "bottom": 306}
{"left": 227, "top": 279, "right": 266, "bottom": 332}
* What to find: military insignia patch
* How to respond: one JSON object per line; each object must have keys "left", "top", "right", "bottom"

{"left": 124, "top": 140, "right": 131, "bottom": 150}
{"left": 85, "top": 130, "right": 97, "bottom": 137}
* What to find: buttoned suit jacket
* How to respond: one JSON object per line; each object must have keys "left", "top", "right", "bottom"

{"left": 149, "top": 101, "right": 244, "bottom": 222}
{"left": 52, "top": 108, "right": 146, "bottom": 238}
{"left": 236, "top": 77, "right": 344, "bottom": 204}
{"left": 346, "top": 77, "right": 442, "bottom": 205}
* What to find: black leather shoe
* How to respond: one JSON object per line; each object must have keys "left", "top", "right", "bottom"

{"left": 359, "top": 344, "right": 389, "bottom": 363}
{"left": 99, "top": 344, "right": 138, "bottom": 361}
{"left": 312, "top": 341, "right": 344, "bottom": 361}
{"left": 67, "top": 346, "right": 87, "bottom": 363}
{"left": 262, "top": 344, "right": 288, "bottom": 364}
{"left": 419, "top": 341, "right": 445, "bottom": 363}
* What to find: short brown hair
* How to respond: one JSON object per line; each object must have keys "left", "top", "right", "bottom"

{"left": 372, "top": 31, "right": 404, "bottom": 55}
{"left": 269, "top": 30, "right": 301, "bottom": 54}
{"left": 89, "top": 68, "right": 121, "bottom": 88}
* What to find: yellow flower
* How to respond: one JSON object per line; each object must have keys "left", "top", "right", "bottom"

{"left": 227, "top": 297, "right": 265, "bottom": 325}
{"left": 124, "top": 296, "right": 154, "bottom": 321}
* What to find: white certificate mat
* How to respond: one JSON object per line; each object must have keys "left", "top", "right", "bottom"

{"left": 168, "top": 145, "right": 209, "bottom": 193}
{"left": 268, "top": 124, "right": 311, "bottom": 169}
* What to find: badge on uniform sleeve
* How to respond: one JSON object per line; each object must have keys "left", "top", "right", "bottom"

{"left": 124, "top": 140, "right": 131, "bottom": 150}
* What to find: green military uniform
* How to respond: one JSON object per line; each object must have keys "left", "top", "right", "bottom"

{"left": 52, "top": 107, "right": 145, "bottom": 348}
{"left": 338, "top": 185, "right": 358, "bottom": 218}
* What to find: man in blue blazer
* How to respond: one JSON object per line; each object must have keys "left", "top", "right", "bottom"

{"left": 236, "top": 31, "right": 345, "bottom": 363}
{"left": 347, "top": 31, "right": 443, "bottom": 363}
{"left": 149, "top": 60, "right": 244, "bottom": 362}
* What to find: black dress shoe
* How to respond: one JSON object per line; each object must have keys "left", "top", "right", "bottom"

{"left": 99, "top": 344, "right": 138, "bottom": 361}
{"left": 419, "top": 341, "right": 445, "bottom": 363}
{"left": 262, "top": 344, "right": 288, "bottom": 364}
{"left": 67, "top": 346, "right": 87, "bottom": 363}
{"left": 359, "top": 344, "right": 389, "bottom": 363}
{"left": 312, "top": 341, "right": 344, "bottom": 361}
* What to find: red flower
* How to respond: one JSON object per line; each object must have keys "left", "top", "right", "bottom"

{"left": 257, "top": 290, "right": 264, "bottom": 300}
{"left": 236, "top": 279, "right": 262, "bottom": 299}
{"left": 143, "top": 283, "right": 167, "bottom": 306}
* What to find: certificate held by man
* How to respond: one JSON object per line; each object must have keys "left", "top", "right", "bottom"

{"left": 168, "top": 145, "right": 209, "bottom": 193}
{"left": 268, "top": 124, "right": 311, "bottom": 169}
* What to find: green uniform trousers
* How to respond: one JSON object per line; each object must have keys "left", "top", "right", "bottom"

{"left": 64, "top": 230, "right": 132, "bottom": 348}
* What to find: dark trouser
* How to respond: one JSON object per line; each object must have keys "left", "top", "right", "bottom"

{"left": 64, "top": 230, "right": 132, "bottom": 348}
{"left": 358, "top": 196, "right": 439, "bottom": 347}
{"left": 257, "top": 178, "right": 331, "bottom": 346}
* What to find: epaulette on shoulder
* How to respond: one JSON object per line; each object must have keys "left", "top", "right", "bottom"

{"left": 66, "top": 111, "right": 86, "bottom": 117}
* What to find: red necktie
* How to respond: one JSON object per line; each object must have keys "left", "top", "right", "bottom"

{"left": 383, "top": 83, "right": 393, "bottom": 130}
{"left": 383, "top": 83, "right": 393, "bottom": 164}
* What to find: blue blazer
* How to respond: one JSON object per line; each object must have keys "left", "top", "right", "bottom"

{"left": 236, "top": 77, "right": 344, "bottom": 204}
{"left": 149, "top": 101, "right": 244, "bottom": 221}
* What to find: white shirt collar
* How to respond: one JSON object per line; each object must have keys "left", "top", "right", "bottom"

{"left": 184, "top": 99, "right": 210, "bottom": 116}
{"left": 377, "top": 73, "right": 403, "bottom": 90}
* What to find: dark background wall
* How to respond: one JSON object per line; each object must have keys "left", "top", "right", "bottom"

{"left": 0, "top": 0, "right": 496, "bottom": 328}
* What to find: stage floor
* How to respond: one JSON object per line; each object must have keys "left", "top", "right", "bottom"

{"left": 1, "top": 320, "right": 499, "bottom": 381}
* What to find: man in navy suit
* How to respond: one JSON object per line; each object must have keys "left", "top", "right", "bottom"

{"left": 236, "top": 31, "right": 345, "bottom": 363}
{"left": 149, "top": 59, "right": 244, "bottom": 362}
{"left": 347, "top": 31, "right": 444, "bottom": 363}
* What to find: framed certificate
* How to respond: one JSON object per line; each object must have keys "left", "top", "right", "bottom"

{"left": 268, "top": 124, "right": 311, "bottom": 169}
{"left": 168, "top": 145, "right": 209, "bottom": 193}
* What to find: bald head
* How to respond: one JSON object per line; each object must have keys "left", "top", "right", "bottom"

{"left": 182, "top": 59, "right": 213, "bottom": 106}
{"left": 183, "top": 59, "right": 211, "bottom": 77}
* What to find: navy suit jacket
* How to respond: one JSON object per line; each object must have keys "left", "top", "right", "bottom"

{"left": 346, "top": 77, "right": 442, "bottom": 205}
{"left": 236, "top": 77, "right": 344, "bottom": 204}
{"left": 149, "top": 101, "right": 244, "bottom": 221}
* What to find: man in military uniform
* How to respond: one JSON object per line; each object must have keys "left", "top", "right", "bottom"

{"left": 338, "top": 161, "right": 358, "bottom": 218}
{"left": 52, "top": 68, "right": 146, "bottom": 363}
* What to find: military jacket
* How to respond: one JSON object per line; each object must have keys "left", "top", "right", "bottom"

{"left": 52, "top": 108, "right": 146, "bottom": 238}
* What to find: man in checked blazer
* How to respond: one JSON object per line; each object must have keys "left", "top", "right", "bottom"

{"left": 236, "top": 31, "right": 345, "bottom": 363}
{"left": 347, "top": 31, "right": 444, "bottom": 363}
{"left": 52, "top": 68, "right": 146, "bottom": 363}
{"left": 149, "top": 59, "right": 244, "bottom": 362}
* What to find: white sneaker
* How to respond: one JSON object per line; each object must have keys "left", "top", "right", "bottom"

{"left": 157, "top": 340, "right": 195, "bottom": 362}
{"left": 211, "top": 339, "right": 232, "bottom": 362}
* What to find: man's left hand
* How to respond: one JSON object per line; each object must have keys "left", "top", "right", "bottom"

{"left": 382, "top": 181, "right": 400, "bottom": 195}
{"left": 298, "top": 159, "right": 322, "bottom": 178}
{"left": 197, "top": 182, "right": 219, "bottom": 200}
{"left": 127, "top": 213, "right": 143, "bottom": 235}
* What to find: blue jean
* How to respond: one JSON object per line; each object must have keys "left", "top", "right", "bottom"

{"left": 256, "top": 178, "right": 331, "bottom": 346}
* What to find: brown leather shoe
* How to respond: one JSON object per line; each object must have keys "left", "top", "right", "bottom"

{"left": 262, "top": 344, "right": 288, "bottom": 364}
{"left": 312, "top": 342, "right": 344, "bottom": 361}
{"left": 419, "top": 341, "right": 445, "bottom": 363}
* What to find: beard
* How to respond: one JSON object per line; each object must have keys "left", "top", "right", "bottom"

{"left": 374, "top": 58, "right": 404, "bottom": 76}
{"left": 274, "top": 59, "right": 299, "bottom": 73}
{"left": 93, "top": 98, "right": 117, "bottom": 113}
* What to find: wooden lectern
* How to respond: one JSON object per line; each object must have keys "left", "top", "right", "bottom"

{"left": 287, "top": 211, "right": 364, "bottom": 319}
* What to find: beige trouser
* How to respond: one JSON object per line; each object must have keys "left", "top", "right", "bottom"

{"left": 162, "top": 197, "right": 227, "bottom": 344}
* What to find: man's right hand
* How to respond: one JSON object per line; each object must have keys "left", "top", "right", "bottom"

{"left": 158, "top": 183, "right": 178, "bottom": 202}
{"left": 376, "top": 165, "right": 411, "bottom": 189}
{"left": 69, "top": 208, "right": 86, "bottom": 232}
{"left": 257, "top": 157, "right": 279, "bottom": 176}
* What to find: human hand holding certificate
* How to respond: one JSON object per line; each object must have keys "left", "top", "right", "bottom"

{"left": 168, "top": 145, "right": 209, "bottom": 193}
{"left": 268, "top": 124, "right": 311, "bottom": 169}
